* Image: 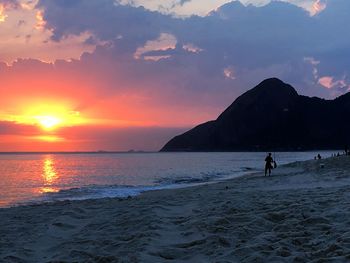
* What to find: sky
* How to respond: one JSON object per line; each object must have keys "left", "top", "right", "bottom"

{"left": 0, "top": 0, "right": 349, "bottom": 151}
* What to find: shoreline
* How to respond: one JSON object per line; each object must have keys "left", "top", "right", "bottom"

{"left": 2, "top": 168, "right": 262, "bottom": 210}
{"left": 0, "top": 155, "right": 343, "bottom": 212}
{"left": 1, "top": 156, "right": 350, "bottom": 262}
{"left": 2, "top": 167, "right": 264, "bottom": 210}
{"left": 0, "top": 151, "right": 337, "bottom": 209}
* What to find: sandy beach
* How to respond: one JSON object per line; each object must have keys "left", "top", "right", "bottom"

{"left": 1, "top": 156, "right": 350, "bottom": 262}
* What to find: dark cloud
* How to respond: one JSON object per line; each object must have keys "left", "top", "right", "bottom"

{"left": 36, "top": 0, "right": 174, "bottom": 51}
{"left": 0, "top": 121, "right": 40, "bottom": 135}
{"left": 33, "top": 0, "right": 350, "bottom": 101}
{"left": 169, "top": 0, "right": 192, "bottom": 9}
{"left": 176, "top": 0, "right": 191, "bottom": 6}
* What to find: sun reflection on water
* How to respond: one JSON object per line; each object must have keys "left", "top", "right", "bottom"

{"left": 40, "top": 156, "right": 59, "bottom": 193}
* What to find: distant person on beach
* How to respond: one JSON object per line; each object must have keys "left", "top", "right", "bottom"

{"left": 265, "top": 153, "right": 274, "bottom": 176}
{"left": 317, "top": 154, "right": 322, "bottom": 160}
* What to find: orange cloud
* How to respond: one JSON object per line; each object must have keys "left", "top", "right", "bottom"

{"left": 311, "top": 0, "right": 326, "bottom": 16}
{"left": 35, "top": 10, "right": 45, "bottom": 30}
{"left": 0, "top": 4, "right": 8, "bottom": 22}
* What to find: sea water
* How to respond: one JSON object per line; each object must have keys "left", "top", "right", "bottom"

{"left": 0, "top": 152, "right": 334, "bottom": 207}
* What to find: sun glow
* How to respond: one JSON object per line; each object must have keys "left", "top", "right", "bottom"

{"left": 36, "top": 115, "right": 61, "bottom": 130}
{"left": 0, "top": 102, "right": 88, "bottom": 132}
{"left": 34, "top": 135, "right": 64, "bottom": 142}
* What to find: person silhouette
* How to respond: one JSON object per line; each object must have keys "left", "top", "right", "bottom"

{"left": 265, "top": 153, "right": 274, "bottom": 177}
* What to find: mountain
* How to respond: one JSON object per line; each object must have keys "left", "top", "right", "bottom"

{"left": 161, "top": 78, "right": 350, "bottom": 151}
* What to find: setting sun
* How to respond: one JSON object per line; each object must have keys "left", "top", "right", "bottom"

{"left": 0, "top": 102, "right": 89, "bottom": 135}
{"left": 36, "top": 116, "right": 61, "bottom": 130}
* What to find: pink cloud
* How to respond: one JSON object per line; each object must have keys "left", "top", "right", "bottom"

{"left": 318, "top": 76, "right": 347, "bottom": 89}
{"left": 318, "top": 76, "right": 333, "bottom": 89}
{"left": 311, "top": 0, "right": 327, "bottom": 16}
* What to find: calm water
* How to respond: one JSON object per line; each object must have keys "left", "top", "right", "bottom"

{"left": 0, "top": 152, "right": 334, "bottom": 207}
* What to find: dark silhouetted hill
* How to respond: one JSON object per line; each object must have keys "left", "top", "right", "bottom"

{"left": 161, "top": 78, "right": 350, "bottom": 151}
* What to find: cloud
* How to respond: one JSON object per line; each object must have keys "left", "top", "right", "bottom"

{"left": 114, "top": 1, "right": 330, "bottom": 17}
{"left": 0, "top": 0, "right": 20, "bottom": 22}
{"left": 311, "top": 0, "right": 327, "bottom": 15}
{"left": 182, "top": 43, "right": 203, "bottom": 53}
{"left": 0, "top": 0, "right": 99, "bottom": 63}
{"left": 176, "top": 0, "right": 191, "bottom": 5}
{"left": 2, "top": 0, "right": 350, "bottom": 150}
{"left": 317, "top": 74, "right": 350, "bottom": 97}
{"left": 318, "top": 76, "right": 348, "bottom": 90}
{"left": 18, "top": 1, "right": 350, "bottom": 96}
{"left": 134, "top": 33, "right": 177, "bottom": 60}
{"left": 0, "top": 5, "right": 6, "bottom": 22}
{"left": 168, "top": 0, "right": 192, "bottom": 9}
{"left": 36, "top": 0, "right": 170, "bottom": 49}
{"left": 13, "top": 0, "right": 350, "bottom": 101}
{"left": 318, "top": 76, "right": 336, "bottom": 89}
{"left": 223, "top": 67, "right": 236, "bottom": 80}
{"left": 0, "top": 121, "right": 40, "bottom": 135}
{"left": 0, "top": 0, "right": 21, "bottom": 9}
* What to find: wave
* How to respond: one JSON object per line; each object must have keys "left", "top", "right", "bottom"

{"left": 36, "top": 185, "right": 166, "bottom": 203}
{"left": 23, "top": 167, "right": 259, "bottom": 206}
{"left": 26, "top": 184, "right": 191, "bottom": 205}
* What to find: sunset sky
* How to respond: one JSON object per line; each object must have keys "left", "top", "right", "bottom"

{"left": 0, "top": 0, "right": 349, "bottom": 151}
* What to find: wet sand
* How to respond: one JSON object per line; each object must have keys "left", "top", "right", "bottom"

{"left": 1, "top": 156, "right": 350, "bottom": 262}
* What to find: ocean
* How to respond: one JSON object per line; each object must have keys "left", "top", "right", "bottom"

{"left": 0, "top": 151, "right": 334, "bottom": 207}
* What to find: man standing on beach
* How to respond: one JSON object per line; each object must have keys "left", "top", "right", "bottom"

{"left": 265, "top": 153, "right": 274, "bottom": 176}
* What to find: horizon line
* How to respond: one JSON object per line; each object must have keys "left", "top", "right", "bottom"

{"left": 0, "top": 151, "right": 156, "bottom": 155}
